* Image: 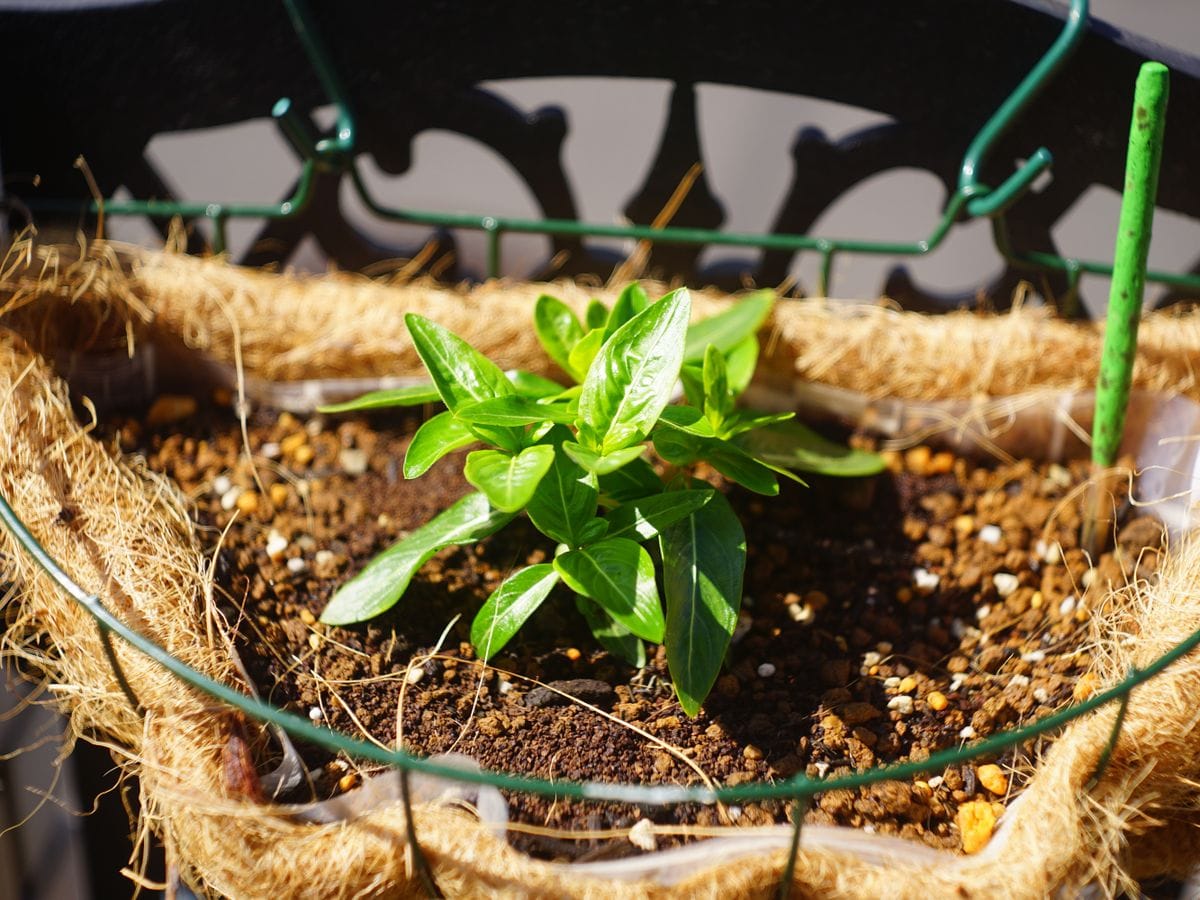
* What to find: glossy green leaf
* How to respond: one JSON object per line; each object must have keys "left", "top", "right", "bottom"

{"left": 405, "top": 313, "right": 521, "bottom": 450}
{"left": 578, "top": 518, "right": 610, "bottom": 544}
{"left": 470, "top": 564, "right": 560, "bottom": 660}
{"left": 585, "top": 299, "right": 609, "bottom": 330}
{"left": 405, "top": 314, "right": 514, "bottom": 412}
{"left": 651, "top": 428, "right": 703, "bottom": 467}
{"left": 724, "top": 336, "right": 759, "bottom": 397}
{"left": 604, "top": 489, "right": 714, "bottom": 543}
{"left": 598, "top": 457, "right": 664, "bottom": 505}
{"left": 733, "top": 420, "right": 887, "bottom": 477}
{"left": 718, "top": 409, "right": 795, "bottom": 439}
{"left": 683, "top": 290, "right": 773, "bottom": 362}
{"left": 657, "top": 405, "right": 717, "bottom": 438}
{"left": 465, "top": 445, "right": 556, "bottom": 512}
{"left": 456, "top": 396, "right": 577, "bottom": 427}
{"left": 554, "top": 537, "right": 664, "bottom": 642}
{"left": 577, "top": 288, "right": 692, "bottom": 453}
{"left": 703, "top": 344, "right": 731, "bottom": 428}
{"left": 660, "top": 489, "right": 745, "bottom": 716}
{"left": 507, "top": 369, "right": 566, "bottom": 398}
{"left": 575, "top": 594, "right": 646, "bottom": 668}
{"left": 679, "top": 362, "right": 705, "bottom": 409}
{"left": 403, "top": 411, "right": 477, "bottom": 479}
{"left": 320, "top": 492, "right": 513, "bottom": 624}
{"left": 533, "top": 295, "right": 584, "bottom": 376}
{"left": 525, "top": 436, "right": 599, "bottom": 546}
{"left": 603, "top": 282, "right": 650, "bottom": 341}
{"left": 562, "top": 440, "right": 646, "bottom": 476}
{"left": 317, "top": 383, "right": 441, "bottom": 414}
{"left": 567, "top": 328, "right": 605, "bottom": 382}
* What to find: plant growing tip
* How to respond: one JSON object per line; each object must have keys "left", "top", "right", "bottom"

{"left": 320, "top": 284, "right": 883, "bottom": 713}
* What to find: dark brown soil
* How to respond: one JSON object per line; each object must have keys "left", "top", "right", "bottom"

{"left": 109, "top": 393, "right": 1162, "bottom": 860}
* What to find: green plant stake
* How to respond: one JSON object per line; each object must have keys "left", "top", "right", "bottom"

{"left": 1082, "top": 61, "right": 1169, "bottom": 557}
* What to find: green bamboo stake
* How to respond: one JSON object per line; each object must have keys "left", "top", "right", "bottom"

{"left": 1082, "top": 61, "right": 1169, "bottom": 557}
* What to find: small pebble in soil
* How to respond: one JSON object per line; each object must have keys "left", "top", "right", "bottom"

{"left": 266, "top": 530, "right": 289, "bottom": 561}
{"left": 975, "top": 604, "right": 991, "bottom": 621}
{"left": 959, "top": 725, "right": 977, "bottom": 740}
{"left": 260, "top": 441, "right": 281, "bottom": 459}
{"left": 1009, "top": 674, "right": 1030, "bottom": 688}
{"left": 212, "top": 474, "right": 232, "bottom": 495}
{"left": 220, "top": 486, "right": 243, "bottom": 510}
{"left": 338, "top": 772, "right": 360, "bottom": 793}
{"left": 308, "top": 707, "right": 324, "bottom": 722}
{"left": 957, "top": 800, "right": 996, "bottom": 853}
{"left": 757, "top": 662, "right": 776, "bottom": 678}
{"left": 887, "top": 696, "right": 914, "bottom": 715}
{"left": 1033, "top": 687, "right": 1050, "bottom": 703}
{"left": 992, "top": 573, "right": 1019, "bottom": 597}
{"left": 236, "top": 491, "right": 260, "bottom": 515}
{"left": 270, "top": 483, "right": 289, "bottom": 506}
{"left": 912, "top": 568, "right": 940, "bottom": 592}
{"left": 287, "top": 557, "right": 307, "bottom": 574}
{"left": 298, "top": 608, "right": 316, "bottom": 626}
{"left": 927, "top": 691, "right": 949, "bottom": 711}
{"left": 976, "top": 764, "right": 1009, "bottom": 796}
{"left": 1059, "top": 595, "right": 1077, "bottom": 616}
{"left": 1021, "top": 650, "right": 1046, "bottom": 663}
{"left": 787, "top": 602, "right": 815, "bottom": 624}
{"left": 406, "top": 667, "right": 424, "bottom": 685}
{"left": 338, "top": 448, "right": 369, "bottom": 476}
{"left": 978, "top": 524, "right": 1002, "bottom": 545}
{"left": 628, "top": 818, "right": 657, "bottom": 852}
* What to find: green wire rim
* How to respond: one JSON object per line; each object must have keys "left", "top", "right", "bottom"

{"left": 2, "top": 487, "right": 1197, "bottom": 807}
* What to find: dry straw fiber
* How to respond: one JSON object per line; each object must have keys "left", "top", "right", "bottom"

{"left": 4, "top": 243, "right": 1200, "bottom": 897}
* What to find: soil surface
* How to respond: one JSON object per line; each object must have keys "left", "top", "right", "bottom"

{"left": 109, "top": 393, "right": 1162, "bottom": 860}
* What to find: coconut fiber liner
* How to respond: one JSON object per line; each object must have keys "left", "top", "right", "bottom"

{"left": 4, "top": 243, "right": 1200, "bottom": 897}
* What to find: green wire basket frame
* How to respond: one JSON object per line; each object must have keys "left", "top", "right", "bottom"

{"left": 8, "top": 1, "right": 1200, "bottom": 896}
{"left": 35, "top": 0, "right": 1200, "bottom": 303}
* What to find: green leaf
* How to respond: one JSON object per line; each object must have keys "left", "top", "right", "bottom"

{"left": 456, "top": 396, "right": 577, "bottom": 427}
{"left": 679, "top": 362, "right": 705, "bottom": 409}
{"left": 683, "top": 290, "right": 773, "bottom": 362}
{"left": 508, "top": 370, "right": 566, "bottom": 398}
{"left": 405, "top": 313, "right": 521, "bottom": 450}
{"left": 525, "top": 437, "right": 599, "bottom": 546}
{"left": 598, "top": 457, "right": 664, "bottom": 505}
{"left": 470, "top": 564, "right": 560, "bottom": 660}
{"left": 577, "top": 288, "right": 692, "bottom": 453}
{"left": 320, "top": 492, "right": 513, "bottom": 624}
{"left": 651, "top": 430, "right": 785, "bottom": 495}
{"left": 578, "top": 518, "right": 610, "bottom": 544}
{"left": 575, "top": 594, "right": 646, "bottom": 668}
{"left": 554, "top": 537, "right": 664, "bottom": 642}
{"left": 567, "top": 328, "right": 605, "bottom": 382}
{"left": 703, "top": 344, "right": 731, "bottom": 428}
{"left": 405, "top": 314, "right": 514, "bottom": 412}
{"left": 562, "top": 440, "right": 646, "bottom": 476}
{"left": 465, "top": 445, "right": 556, "bottom": 512}
{"left": 533, "top": 295, "right": 584, "bottom": 376}
{"left": 718, "top": 409, "right": 795, "bottom": 439}
{"left": 651, "top": 428, "right": 703, "bottom": 467}
{"left": 317, "top": 383, "right": 442, "bottom": 413}
{"left": 657, "top": 405, "right": 717, "bottom": 438}
{"left": 733, "top": 420, "right": 887, "bottom": 477}
{"left": 403, "top": 411, "right": 477, "bottom": 479}
{"left": 585, "top": 299, "right": 609, "bottom": 330}
{"left": 660, "top": 489, "right": 745, "bottom": 716}
{"left": 603, "top": 282, "right": 650, "bottom": 341}
{"left": 604, "top": 489, "right": 714, "bottom": 543}
{"left": 724, "top": 336, "right": 759, "bottom": 397}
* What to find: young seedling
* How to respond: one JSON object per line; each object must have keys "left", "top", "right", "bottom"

{"left": 319, "top": 284, "right": 883, "bottom": 714}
